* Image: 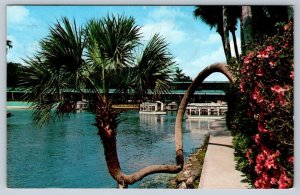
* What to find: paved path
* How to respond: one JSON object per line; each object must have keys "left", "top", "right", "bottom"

{"left": 198, "top": 118, "right": 249, "bottom": 189}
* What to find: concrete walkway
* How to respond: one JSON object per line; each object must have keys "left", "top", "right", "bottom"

{"left": 198, "top": 118, "right": 249, "bottom": 189}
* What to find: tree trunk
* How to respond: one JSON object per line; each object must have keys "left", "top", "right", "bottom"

{"left": 223, "top": 6, "right": 232, "bottom": 63}
{"left": 96, "top": 63, "right": 235, "bottom": 188}
{"left": 217, "top": 27, "right": 226, "bottom": 61}
{"left": 96, "top": 97, "right": 182, "bottom": 187}
{"left": 230, "top": 28, "right": 240, "bottom": 62}
{"left": 241, "top": 6, "right": 254, "bottom": 55}
{"left": 175, "top": 63, "right": 234, "bottom": 165}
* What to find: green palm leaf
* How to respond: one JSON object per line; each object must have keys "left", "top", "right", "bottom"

{"left": 133, "top": 33, "right": 176, "bottom": 99}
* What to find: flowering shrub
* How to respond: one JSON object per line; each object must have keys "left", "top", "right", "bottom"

{"left": 227, "top": 21, "right": 294, "bottom": 188}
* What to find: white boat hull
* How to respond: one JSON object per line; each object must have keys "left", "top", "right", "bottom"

{"left": 139, "top": 111, "right": 167, "bottom": 115}
{"left": 186, "top": 115, "right": 225, "bottom": 120}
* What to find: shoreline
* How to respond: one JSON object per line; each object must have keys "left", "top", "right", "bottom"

{"left": 167, "top": 135, "right": 209, "bottom": 189}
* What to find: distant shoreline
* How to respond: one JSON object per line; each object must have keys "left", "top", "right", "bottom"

{"left": 6, "top": 101, "right": 140, "bottom": 110}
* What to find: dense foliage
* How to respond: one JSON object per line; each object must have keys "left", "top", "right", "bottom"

{"left": 227, "top": 21, "right": 294, "bottom": 188}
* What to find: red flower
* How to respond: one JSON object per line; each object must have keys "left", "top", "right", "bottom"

{"left": 266, "top": 45, "right": 275, "bottom": 52}
{"left": 271, "top": 85, "right": 284, "bottom": 93}
{"left": 278, "top": 171, "right": 292, "bottom": 189}
{"left": 255, "top": 163, "right": 264, "bottom": 174}
{"left": 290, "top": 71, "right": 294, "bottom": 80}
{"left": 284, "top": 24, "right": 290, "bottom": 30}
{"left": 253, "top": 134, "right": 261, "bottom": 145}
{"left": 287, "top": 156, "right": 294, "bottom": 164}
{"left": 269, "top": 61, "right": 275, "bottom": 67}
{"left": 258, "top": 123, "right": 269, "bottom": 133}
{"left": 264, "top": 156, "right": 277, "bottom": 170}
{"left": 269, "top": 101, "right": 275, "bottom": 110}
{"left": 252, "top": 87, "right": 260, "bottom": 100}
{"left": 270, "top": 177, "right": 277, "bottom": 185}
{"left": 257, "top": 68, "right": 264, "bottom": 76}
{"left": 257, "top": 50, "right": 269, "bottom": 58}
{"left": 240, "top": 82, "right": 245, "bottom": 93}
{"left": 278, "top": 94, "right": 288, "bottom": 106}
{"left": 271, "top": 85, "right": 290, "bottom": 94}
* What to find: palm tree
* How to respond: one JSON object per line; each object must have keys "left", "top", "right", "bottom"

{"left": 193, "top": 6, "right": 232, "bottom": 62}
{"left": 85, "top": 15, "right": 141, "bottom": 104}
{"left": 20, "top": 17, "right": 86, "bottom": 124}
{"left": 222, "top": 6, "right": 232, "bottom": 61}
{"left": 241, "top": 6, "right": 254, "bottom": 54}
{"left": 132, "top": 33, "right": 176, "bottom": 100}
{"left": 227, "top": 6, "right": 241, "bottom": 61}
{"left": 6, "top": 40, "right": 13, "bottom": 52}
{"left": 20, "top": 16, "right": 181, "bottom": 188}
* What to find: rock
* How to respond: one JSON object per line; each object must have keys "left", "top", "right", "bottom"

{"left": 176, "top": 175, "right": 187, "bottom": 183}
{"left": 183, "top": 170, "right": 191, "bottom": 177}
{"left": 178, "top": 182, "right": 187, "bottom": 189}
{"left": 186, "top": 177, "right": 194, "bottom": 186}
{"left": 168, "top": 179, "right": 177, "bottom": 188}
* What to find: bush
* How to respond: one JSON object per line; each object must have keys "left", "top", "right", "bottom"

{"left": 227, "top": 21, "right": 294, "bottom": 188}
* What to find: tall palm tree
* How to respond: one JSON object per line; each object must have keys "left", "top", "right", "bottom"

{"left": 20, "top": 16, "right": 181, "bottom": 188}
{"left": 227, "top": 6, "right": 241, "bottom": 61}
{"left": 193, "top": 6, "right": 232, "bottom": 62}
{"left": 85, "top": 15, "right": 141, "bottom": 103}
{"left": 241, "top": 6, "right": 254, "bottom": 54}
{"left": 222, "top": 6, "right": 232, "bottom": 61}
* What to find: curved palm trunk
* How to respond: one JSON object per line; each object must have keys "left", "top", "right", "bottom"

{"left": 175, "top": 63, "right": 234, "bottom": 168}
{"left": 96, "top": 63, "right": 235, "bottom": 188}
{"left": 96, "top": 97, "right": 182, "bottom": 188}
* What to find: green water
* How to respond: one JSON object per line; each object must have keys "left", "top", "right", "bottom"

{"left": 7, "top": 110, "right": 210, "bottom": 188}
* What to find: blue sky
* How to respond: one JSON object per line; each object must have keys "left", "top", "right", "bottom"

{"left": 7, "top": 5, "right": 241, "bottom": 81}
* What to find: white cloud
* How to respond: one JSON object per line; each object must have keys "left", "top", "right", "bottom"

{"left": 7, "top": 6, "right": 29, "bottom": 24}
{"left": 183, "top": 46, "right": 228, "bottom": 81}
{"left": 195, "top": 33, "right": 221, "bottom": 45}
{"left": 141, "top": 6, "right": 186, "bottom": 45}
{"left": 25, "top": 41, "right": 40, "bottom": 57}
{"left": 149, "top": 6, "right": 187, "bottom": 20}
{"left": 7, "top": 6, "right": 39, "bottom": 30}
{"left": 141, "top": 21, "right": 185, "bottom": 44}
{"left": 191, "top": 46, "right": 225, "bottom": 68}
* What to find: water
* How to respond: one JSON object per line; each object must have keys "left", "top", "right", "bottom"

{"left": 7, "top": 110, "right": 210, "bottom": 188}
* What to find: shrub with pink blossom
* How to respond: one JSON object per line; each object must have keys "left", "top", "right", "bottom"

{"left": 227, "top": 21, "right": 293, "bottom": 188}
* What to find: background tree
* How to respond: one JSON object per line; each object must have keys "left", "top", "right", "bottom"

{"left": 194, "top": 6, "right": 235, "bottom": 63}
{"left": 174, "top": 67, "right": 192, "bottom": 82}
{"left": 222, "top": 6, "right": 232, "bottom": 61}
{"left": 7, "top": 40, "right": 13, "bottom": 51}
{"left": 7, "top": 62, "right": 22, "bottom": 88}
{"left": 227, "top": 6, "right": 241, "bottom": 61}
{"left": 240, "top": 6, "right": 254, "bottom": 54}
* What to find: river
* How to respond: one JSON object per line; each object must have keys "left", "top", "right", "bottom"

{"left": 7, "top": 110, "right": 210, "bottom": 188}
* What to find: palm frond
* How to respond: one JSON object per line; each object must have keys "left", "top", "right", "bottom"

{"left": 20, "top": 17, "right": 87, "bottom": 126}
{"left": 133, "top": 33, "right": 176, "bottom": 99}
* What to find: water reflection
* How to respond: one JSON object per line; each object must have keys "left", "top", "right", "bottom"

{"left": 7, "top": 110, "right": 209, "bottom": 188}
{"left": 185, "top": 119, "right": 211, "bottom": 132}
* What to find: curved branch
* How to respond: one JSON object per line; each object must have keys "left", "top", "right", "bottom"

{"left": 175, "top": 63, "right": 234, "bottom": 165}
{"left": 98, "top": 63, "right": 235, "bottom": 187}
